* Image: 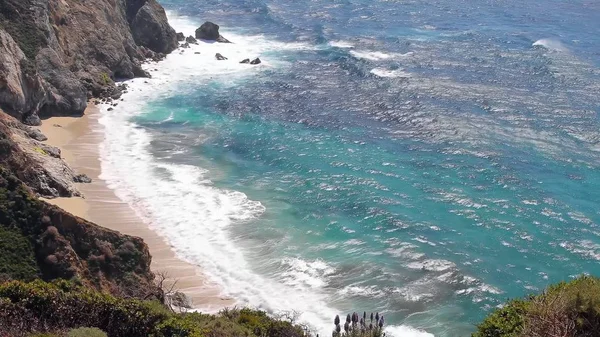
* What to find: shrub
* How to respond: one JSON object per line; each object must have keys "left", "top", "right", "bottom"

{"left": 332, "top": 312, "right": 386, "bottom": 337}
{"left": 99, "top": 73, "right": 111, "bottom": 86}
{"left": 67, "top": 327, "right": 108, "bottom": 337}
{"left": 0, "top": 280, "right": 169, "bottom": 337}
{"left": 473, "top": 275, "right": 600, "bottom": 337}
{"left": 0, "top": 280, "right": 310, "bottom": 337}
{"left": 0, "top": 226, "right": 39, "bottom": 281}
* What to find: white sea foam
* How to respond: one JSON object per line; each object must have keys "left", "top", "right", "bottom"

{"left": 386, "top": 325, "right": 435, "bottom": 337}
{"left": 350, "top": 50, "right": 413, "bottom": 61}
{"left": 279, "top": 257, "right": 335, "bottom": 289}
{"left": 533, "top": 38, "right": 568, "bottom": 52}
{"left": 406, "top": 259, "right": 456, "bottom": 272}
{"left": 329, "top": 40, "right": 355, "bottom": 48}
{"left": 370, "top": 68, "right": 412, "bottom": 78}
{"left": 96, "top": 11, "right": 433, "bottom": 337}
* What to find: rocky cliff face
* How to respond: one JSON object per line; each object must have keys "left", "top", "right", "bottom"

{"left": 0, "top": 111, "right": 161, "bottom": 299}
{"left": 0, "top": 112, "right": 82, "bottom": 198}
{"left": 0, "top": 164, "right": 162, "bottom": 300}
{"left": 0, "top": 0, "right": 177, "bottom": 125}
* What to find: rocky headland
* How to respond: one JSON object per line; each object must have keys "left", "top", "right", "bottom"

{"left": 0, "top": 0, "right": 178, "bottom": 126}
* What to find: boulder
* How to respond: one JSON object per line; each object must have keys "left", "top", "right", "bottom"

{"left": 176, "top": 32, "right": 185, "bottom": 41}
{"left": 216, "top": 35, "right": 232, "bottom": 43}
{"left": 250, "top": 58, "right": 262, "bottom": 65}
{"left": 196, "top": 22, "right": 220, "bottom": 40}
{"left": 186, "top": 36, "right": 198, "bottom": 44}
{"left": 74, "top": 174, "right": 92, "bottom": 183}
{"left": 195, "top": 21, "right": 232, "bottom": 43}
{"left": 215, "top": 53, "right": 228, "bottom": 60}
{"left": 240, "top": 59, "right": 250, "bottom": 64}
{"left": 181, "top": 43, "right": 190, "bottom": 49}
{"left": 28, "top": 128, "right": 48, "bottom": 141}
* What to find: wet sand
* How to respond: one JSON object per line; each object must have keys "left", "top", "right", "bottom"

{"left": 39, "top": 104, "right": 234, "bottom": 312}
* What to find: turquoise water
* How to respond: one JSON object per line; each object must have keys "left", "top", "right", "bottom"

{"left": 102, "top": 1, "right": 600, "bottom": 335}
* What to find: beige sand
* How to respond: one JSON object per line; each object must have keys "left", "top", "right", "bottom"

{"left": 39, "top": 105, "right": 234, "bottom": 312}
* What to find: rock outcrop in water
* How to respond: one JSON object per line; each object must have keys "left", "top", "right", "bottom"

{"left": 0, "top": 0, "right": 178, "bottom": 125}
{"left": 195, "top": 21, "right": 232, "bottom": 43}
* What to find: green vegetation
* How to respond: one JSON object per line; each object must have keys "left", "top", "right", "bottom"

{"left": 67, "top": 327, "right": 108, "bottom": 337}
{"left": 0, "top": 0, "right": 46, "bottom": 60}
{"left": 99, "top": 72, "right": 112, "bottom": 86}
{"left": 0, "top": 167, "right": 45, "bottom": 239}
{"left": 0, "top": 226, "right": 39, "bottom": 281}
{"left": 0, "top": 280, "right": 308, "bottom": 337}
{"left": 474, "top": 275, "right": 600, "bottom": 337}
{"left": 33, "top": 146, "right": 47, "bottom": 155}
{"left": 332, "top": 312, "right": 386, "bottom": 337}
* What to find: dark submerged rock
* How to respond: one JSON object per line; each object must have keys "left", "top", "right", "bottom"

{"left": 215, "top": 53, "right": 228, "bottom": 60}
{"left": 240, "top": 59, "right": 250, "bottom": 64}
{"left": 250, "top": 58, "right": 262, "bottom": 65}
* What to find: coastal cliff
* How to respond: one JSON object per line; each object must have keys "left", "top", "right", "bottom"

{"left": 0, "top": 0, "right": 177, "bottom": 302}
{"left": 0, "top": 112, "right": 161, "bottom": 300}
{"left": 0, "top": 0, "right": 177, "bottom": 125}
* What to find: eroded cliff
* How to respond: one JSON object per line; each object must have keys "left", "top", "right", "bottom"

{"left": 0, "top": 0, "right": 177, "bottom": 125}
{"left": 0, "top": 112, "right": 161, "bottom": 299}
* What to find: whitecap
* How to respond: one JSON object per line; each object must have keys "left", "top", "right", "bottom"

{"left": 370, "top": 68, "right": 412, "bottom": 78}
{"left": 406, "top": 259, "right": 456, "bottom": 272}
{"left": 350, "top": 50, "right": 413, "bottom": 61}
{"left": 533, "top": 38, "right": 568, "bottom": 52}
{"left": 386, "top": 325, "right": 435, "bottom": 337}
{"left": 279, "top": 257, "right": 335, "bottom": 289}
{"left": 329, "top": 40, "right": 355, "bottom": 48}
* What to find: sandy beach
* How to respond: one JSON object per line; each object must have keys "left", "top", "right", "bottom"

{"left": 39, "top": 104, "right": 234, "bottom": 311}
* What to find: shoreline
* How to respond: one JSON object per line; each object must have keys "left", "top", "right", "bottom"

{"left": 39, "top": 104, "right": 235, "bottom": 312}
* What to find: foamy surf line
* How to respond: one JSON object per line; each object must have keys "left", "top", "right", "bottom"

{"left": 95, "top": 10, "right": 433, "bottom": 337}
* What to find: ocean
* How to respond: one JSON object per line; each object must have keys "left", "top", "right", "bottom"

{"left": 98, "top": 0, "right": 600, "bottom": 336}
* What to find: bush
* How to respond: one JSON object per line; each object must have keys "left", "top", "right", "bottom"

{"left": 0, "top": 280, "right": 310, "bottom": 337}
{"left": 0, "top": 226, "right": 39, "bottom": 281}
{"left": 332, "top": 312, "right": 386, "bottom": 337}
{"left": 67, "top": 327, "right": 108, "bottom": 337}
{"left": 473, "top": 275, "right": 600, "bottom": 337}
{"left": 0, "top": 280, "right": 170, "bottom": 337}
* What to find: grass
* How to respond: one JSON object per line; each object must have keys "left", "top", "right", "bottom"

{"left": 67, "top": 327, "right": 107, "bottom": 337}
{"left": 33, "top": 147, "right": 47, "bottom": 155}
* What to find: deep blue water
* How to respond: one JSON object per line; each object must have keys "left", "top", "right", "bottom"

{"left": 101, "top": 1, "right": 600, "bottom": 335}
